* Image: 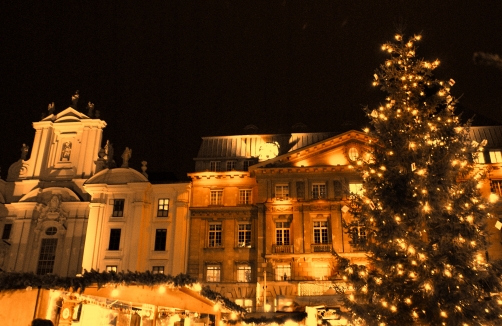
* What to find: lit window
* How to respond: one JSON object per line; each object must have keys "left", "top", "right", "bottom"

{"left": 235, "top": 299, "right": 253, "bottom": 312}
{"left": 313, "top": 262, "right": 330, "bottom": 280}
{"left": 313, "top": 221, "right": 329, "bottom": 243}
{"left": 1, "top": 224, "right": 12, "bottom": 240}
{"left": 106, "top": 265, "right": 117, "bottom": 272}
{"left": 239, "top": 189, "right": 252, "bottom": 204}
{"left": 206, "top": 265, "right": 221, "bottom": 282}
{"left": 112, "top": 199, "right": 125, "bottom": 217}
{"left": 275, "top": 264, "right": 291, "bottom": 281}
{"left": 209, "top": 223, "right": 222, "bottom": 247}
{"left": 37, "top": 238, "right": 58, "bottom": 275}
{"left": 276, "top": 222, "right": 290, "bottom": 245}
{"left": 108, "top": 229, "right": 121, "bottom": 250}
{"left": 349, "top": 183, "right": 364, "bottom": 196}
{"left": 152, "top": 266, "right": 164, "bottom": 274}
{"left": 237, "top": 264, "right": 252, "bottom": 282}
{"left": 154, "top": 229, "right": 167, "bottom": 251}
{"left": 275, "top": 184, "right": 289, "bottom": 200}
{"left": 157, "top": 198, "right": 169, "bottom": 217}
{"left": 473, "top": 151, "right": 486, "bottom": 164}
{"left": 210, "top": 161, "right": 221, "bottom": 172}
{"left": 226, "top": 161, "right": 236, "bottom": 171}
{"left": 210, "top": 190, "right": 223, "bottom": 205}
{"left": 352, "top": 224, "right": 367, "bottom": 247}
{"left": 489, "top": 151, "right": 502, "bottom": 163}
{"left": 312, "top": 183, "right": 326, "bottom": 199}
{"left": 243, "top": 160, "right": 254, "bottom": 171}
{"left": 238, "top": 223, "right": 251, "bottom": 247}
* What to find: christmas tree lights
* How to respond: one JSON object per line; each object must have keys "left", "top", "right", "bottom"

{"left": 338, "top": 33, "right": 502, "bottom": 325}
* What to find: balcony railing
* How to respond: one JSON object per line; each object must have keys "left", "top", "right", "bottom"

{"left": 272, "top": 244, "right": 294, "bottom": 254}
{"left": 311, "top": 243, "right": 332, "bottom": 252}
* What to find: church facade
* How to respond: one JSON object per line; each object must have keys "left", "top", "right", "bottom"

{"left": 0, "top": 104, "right": 191, "bottom": 278}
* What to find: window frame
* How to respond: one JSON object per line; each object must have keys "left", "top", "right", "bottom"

{"left": 312, "top": 182, "right": 327, "bottom": 199}
{"left": 275, "top": 184, "right": 289, "bottom": 200}
{"left": 154, "top": 229, "right": 167, "bottom": 251}
{"left": 236, "top": 264, "right": 252, "bottom": 282}
{"left": 275, "top": 221, "right": 291, "bottom": 245}
{"left": 210, "top": 161, "right": 221, "bottom": 172}
{"left": 152, "top": 266, "right": 165, "bottom": 274}
{"left": 157, "top": 198, "right": 169, "bottom": 217}
{"left": 106, "top": 265, "right": 118, "bottom": 272}
{"left": 112, "top": 199, "right": 125, "bottom": 217}
{"left": 239, "top": 189, "right": 252, "bottom": 205}
{"left": 206, "top": 264, "right": 221, "bottom": 282}
{"left": 208, "top": 223, "right": 223, "bottom": 248}
{"left": 108, "top": 228, "right": 122, "bottom": 250}
{"left": 2, "top": 223, "right": 13, "bottom": 240}
{"left": 490, "top": 151, "right": 502, "bottom": 163}
{"left": 36, "top": 238, "right": 58, "bottom": 275}
{"left": 275, "top": 264, "right": 292, "bottom": 281}
{"left": 226, "top": 161, "right": 236, "bottom": 171}
{"left": 313, "top": 220, "right": 330, "bottom": 244}
{"left": 237, "top": 223, "right": 252, "bottom": 248}
{"left": 210, "top": 190, "right": 223, "bottom": 205}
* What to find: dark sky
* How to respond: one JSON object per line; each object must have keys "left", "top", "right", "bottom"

{"left": 2, "top": 1, "right": 501, "bottom": 180}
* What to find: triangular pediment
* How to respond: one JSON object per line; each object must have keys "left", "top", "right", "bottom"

{"left": 41, "top": 107, "right": 90, "bottom": 123}
{"left": 250, "top": 130, "right": 372, "bottom": 169}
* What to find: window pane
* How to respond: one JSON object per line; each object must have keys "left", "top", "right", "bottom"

{"left": 490, "top": 151, "right": 502, "bottom": 163}
{"left": 210, "top": 190, "right": 223, "bottom": 205}
{"left": 226, "top": 161, "right": 236, "bottom": 171}
{"left": 275, "top": 264, "right": 291, "bottom": 281}
{"left": 157, "top": 198, "right": 169, "bottom": 217}
{"left": 154, "top": 229, "right": 167, "bottom": 251}
{"left": 210, "top": 161, "right": 221, "bottom": 172}
{"left": 152, "top": 266, "right": 164, "bottom": 274}
{"left": 312, "top": 183, "right": 326, "bottom": 199}
{"left": 106, "top": 265, "right": 117, "bottom": 272}
{"left": 237, "top": 265, "right": 252, "bottom": 282}
{"left": 207, "top": 265, "right": 221, "bottom": 282}
{"left": 209, "top": 224, "right": 222, "bottom": 247}
{"left": 112, "top": 199, "right": 125, "bottom": 217}
{"left": 239, "top": 190, "right": 252, "bottom": 205}
{"left": 37, "top": 238, "right": 58, "bottom": 275}
{"left": 238, "top": 224, "right": 251, "bottom": 247}
{"left": 275, "top": 185, "right": 289, "bottom": 199}
{"left": 276, "top": 222, "right": 290, "bottom": 245}
{"left": 2, "top": 224, "right": 12, "bottom": 240}
{"left": 313, "top": 221, "right": 329, "bottom": 243}
{"left": 109, "top": 229, "right": 121, "bottom": 250}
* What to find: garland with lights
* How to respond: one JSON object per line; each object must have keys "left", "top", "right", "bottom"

{"left": 0, "top": 270, "right": 246, "bottom": 314}
{"left": 338, "top": 32, "right": 502, "bottom": 326}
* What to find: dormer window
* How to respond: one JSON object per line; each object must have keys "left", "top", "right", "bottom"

{"left": 210, "top": 161, "right": 221, "bottom": 172}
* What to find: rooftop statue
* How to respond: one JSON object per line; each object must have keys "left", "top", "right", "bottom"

{"left": 71, "top": 90, "right": 79, "bottom": 109}
{"left": 121, "top": 147, "right": 132, "bottom": 168}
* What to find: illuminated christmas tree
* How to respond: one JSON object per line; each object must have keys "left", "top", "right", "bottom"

{"left": 339, "top": 33, "right": 502, "bottom": 325}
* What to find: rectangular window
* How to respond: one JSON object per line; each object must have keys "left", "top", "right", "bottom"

{"left": 490, "top": 151, "right": 502, "bottom": 163}
{"left": 210, "top": 190, "right": 223, "bottom": 205}
{"left": 313, "top": 221, "right": 329, "bottom": 243}
{"left": 235, "top": 299, "right": 253, "bottom": 313}
{"left": 313, "top": 262, "right": 330, "bottom": 280}
{"left": 492, "top": 180, "right": 502, "bottom": 196}
{"left": 349, "top": 183, "right": 364, "bottom": 196}
{"left": 352, "top": 224, "right": 367, "bottom": 247}
{"left": 238, "top": 223, "right": 251, "bottom": 247}
{"left": 108, "top": 229, "right": 121, "bottom": 250}
{"left": 106, "top": 265, "right": 117, "bottom": 272}
{"left": 239, "top": 189, "right": 252, "bottom": 205}
{"left": 152, "top": 266, "right": 164, "bottom": 274}
{"left": 154, "top": 229, "right": 167, "bottom": 251}
{"left": 276, "top": 222, "right": 290, "bottom": 245}
{"left": 206, "top": 265, "right": 221, "bottom": 282}
{"left": 157, "top": 198, "right": 169, "bottom": 217}
{"left": 112, "top": 199, "right": 125, "bottom": 217}
{"left": 237, "top": 265, "right": 252, "bottom": 282}
{"left": 36, "top": 238, "right": 58, "bottom": 275}
{"left": 243, "top": 160, "right": 253, "bottom": 171}
{"left": 208, "top": 223, "right": 222, "bottom": 247}
{"left": 473, "top": 151, "right": 486, "bottom": 164}
{"left": 275, "top": 264, "right": 291, "bottom": 281}
{"left": 1, "top": 224, "right": 12, "bottom": 240}
{"left": 312, "top": 183, "right": 327, "bottom": 199}
{"left": 210, "top": 161, "right": 221, "bottom": 172}
{"left": 275, "top": 184, "right": 289, "bottom": 200}
{"left": 226, "top": 161, "right": 236, "bottom": 171}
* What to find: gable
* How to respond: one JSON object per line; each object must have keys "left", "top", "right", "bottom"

{"left": 250, "top": 130, "right": 372, "bottom": 169}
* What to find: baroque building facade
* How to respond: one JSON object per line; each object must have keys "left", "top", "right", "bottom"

{"left": 0, "top": 104, "right": 191, "bottom": 278}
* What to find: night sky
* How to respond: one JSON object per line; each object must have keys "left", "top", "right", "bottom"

{"left": 2, "top": 1, "right": 501, "bottom": 180}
